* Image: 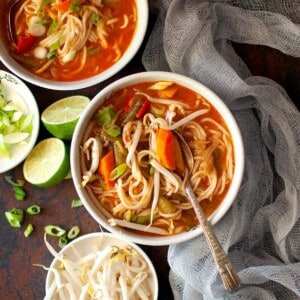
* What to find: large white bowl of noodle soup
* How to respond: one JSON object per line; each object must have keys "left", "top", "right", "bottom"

{"left": 71, "top": 71, "right": 245, "bottom": 246}
{"left": 0, "top": 0, "right": 148, "bottom": 90}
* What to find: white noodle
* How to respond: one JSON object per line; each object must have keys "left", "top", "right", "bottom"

{"left": 136, "top": 92, "right": 191, "bottom": 109}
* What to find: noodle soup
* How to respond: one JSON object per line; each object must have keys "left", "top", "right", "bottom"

{"left": 76, "top": 75, "right": 239, "bottom": 239}
{"left": 8, "top": 0, "right": 137, "bottom": 81}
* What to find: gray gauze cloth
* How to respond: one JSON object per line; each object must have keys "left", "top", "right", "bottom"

{"left": 142, "top": 0, "right": 300, "bottom": 299}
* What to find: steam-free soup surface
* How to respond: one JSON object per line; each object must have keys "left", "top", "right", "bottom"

{"left": 80, "top": 81, "right": 234, "bottom": 236}
{"left": 9, "top": 0, "right": 136, "bottom": 81}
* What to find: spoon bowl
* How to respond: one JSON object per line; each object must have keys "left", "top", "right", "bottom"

{"left": 174, "top": 130, "right": 241, "bottom": 292}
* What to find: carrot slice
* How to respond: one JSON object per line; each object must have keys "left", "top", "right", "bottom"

{"left": 156, "top": 128, "right": 176, "bottom": 170}
{"left": 53, "top": 0, "right": 71, "bottom": 13}
{"left": 173, "top": 135, "right": 185, "bottom": 174}
{"left": 98, "top": 150, "right": 115, "bottom": 189}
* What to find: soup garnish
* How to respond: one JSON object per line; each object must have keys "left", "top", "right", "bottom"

{"left": 9, "top": 0, "right": 136, "bottom": 81}
{"left": 80, "top": 81, "right": 234, "bottom": 236}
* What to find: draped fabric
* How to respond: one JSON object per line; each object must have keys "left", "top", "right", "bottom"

{"left": 142, "top": 1, "right": 300, "bottom": 299}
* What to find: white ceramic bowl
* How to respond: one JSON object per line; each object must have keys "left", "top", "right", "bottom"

{"left": 0, "top": 1, "right": 148, "bottom": 90}
{"left": 0, "top": 70, "right": 39, "bottom": 173}
{"left": 45, "top": 232, "right": 158, "bottom": 299}
{"left": 71, "top": 71, "right": 245, "bottom": 246}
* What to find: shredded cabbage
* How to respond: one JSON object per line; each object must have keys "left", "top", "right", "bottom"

{"left": 0, "top": 82, "right": 33, "bottom": 157}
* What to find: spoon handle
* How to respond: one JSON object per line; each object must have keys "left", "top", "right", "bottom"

{"left": 185, "top": 181, "right": 241, "bottom": 292}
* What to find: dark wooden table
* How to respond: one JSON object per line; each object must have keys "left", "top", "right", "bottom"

{"left": 0, "top": 11, "right": 299, "bottom": 300}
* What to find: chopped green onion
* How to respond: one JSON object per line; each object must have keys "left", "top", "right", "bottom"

{"left": 48, "top": 20, "right": 57, "bottom": 35}
{"left": 59, "top": 235, "right": 69, "bottom": 248}
{"left": 71, "top": 198, "right": 82, "bottom": 208}
{"left": 13, "top": 186, "right": 26, "bottom": 201}
{"left": 110, "top": 163, "right": 127, "bottom": 180}
{"left": 0, "top": 82, "right": 33, "bottom": 157}
{"left": 67, "top": 225, "right": 80, "bottom": 240}
{"left": 95, "top": 106, "right": 117, "bottom": 125}
{"left": 70, "top": 0, "right": 81, "bottom": 12}
{"left": 92, "top": 13, "right": 100, "bottom": 25}
{"left": 26, "top": 205, "right": 41, "bottom": 215}
{"left": 4, "top": 176, "right": 25, "bottom": 187}
{"left": 44, "top": 225, "right": 66, "bottom": 237}
{"left": 105, "top": 124, "right": 121, "bottom": 137}
{"left": 47, "top": 37, "right": 61, "bottom": 59}
{"left": 24, "top": 224, "right": 34, "bottom": 237}
{"left": 5, "top": 208, "right": 24, "bottom": 227}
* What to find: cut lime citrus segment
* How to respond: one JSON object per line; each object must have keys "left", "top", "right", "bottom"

{"left": 23, "top": 138, "right": 70, "bottom": 187}
{"left": 41, "top": 95, "right": 90, "bottom": 140}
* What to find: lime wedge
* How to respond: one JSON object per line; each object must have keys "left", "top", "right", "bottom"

{"left": 41, "top": 95, "right": 90, "bottom": 140}
{"left": 23, "top": 138, "right": 70, "bottom": 187}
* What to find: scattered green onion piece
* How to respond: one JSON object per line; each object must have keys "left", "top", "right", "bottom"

{"left": 110, "top": 163, "right": 127, "bottom": 180}
{"left": 47, "top": 37, "right": 60, "bottom": 59}
{"left": 71, "top": 198, "right": 82, "bottom": 208}
{"left": 24, "top": 224, "right": 34, "bottom": 237}
{"left": 44, "top": 225, "right": 66, "bottom": 237}
{"left": 70, "top": 0, "right": 81, "bottom": 12}
{"left": 95, "top": 106, "right": 117, "bottom": 125}
{"left": 92, "top": 13, "right": 100, "bottom": 25}
{"left": 4, "top": 176, "right": 25, "bottom": 187}
{"left": 13, "top": 186, "right": 26, "bottom": 201}
{"left": 105, "top": 124, "right": 121, "bottom": 137}
{"left": 67, "top": 225, "right": 80, "bottom": 240}
{"left": 5, "top": 208, "right": 24, "bottom": 228}
{"left": 59, "top": 235, "right": 69, "bottom": 248}
{"left": 26, "top": 205, "right": 41, "bottom": 215}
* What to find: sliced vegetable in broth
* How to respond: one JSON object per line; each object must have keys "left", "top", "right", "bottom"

{"left": 80, "top": 81, "right": 235, "bottom": 236}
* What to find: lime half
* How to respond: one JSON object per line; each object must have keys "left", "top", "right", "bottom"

{"left": 41, "top": 95, "right": 90, "bottom": 140}
{"left": 23, "top": 138, "right": 70, "bottom": 187}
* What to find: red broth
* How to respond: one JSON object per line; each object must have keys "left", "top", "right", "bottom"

{"left": 8, "top": 0, "right": 136, "bottom": 81}
{"left": 81, "top": 81, "right": 234, "bottom": 236}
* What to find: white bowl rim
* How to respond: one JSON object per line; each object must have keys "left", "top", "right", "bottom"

{"left": 0, "top": 70, "right": 40, "bottom": 173}
{"left": 71, "top": 71, "right": 245, "bottom": 246}
{"left": 45, "top": 231, "right": 159, "bottom": 299}
{"left": 0, "top": 0, "right": 149, "bottom": 90}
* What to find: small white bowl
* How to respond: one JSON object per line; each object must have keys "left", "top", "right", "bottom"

{"left": 0, "top": 70, "right": 39, "bottom": 173}
{"left": 71, "top": 71, "right": 245, "bottom": 246}
{"left": 45, "top": 232, "right": 159, "bottom": 299}
{"left": 0, "top": 0, "right": 148, "bottom": 90}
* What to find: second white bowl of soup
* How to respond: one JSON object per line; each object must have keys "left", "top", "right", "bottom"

{"left": 0, "top": 0, "right": 148, "bottom": 90}
{"left": 71, "top": 71, "right": 244, "bottom": 246}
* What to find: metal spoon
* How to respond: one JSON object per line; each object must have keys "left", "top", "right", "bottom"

{"left": 174, "top": 130, "right": 241, "bottom": 292}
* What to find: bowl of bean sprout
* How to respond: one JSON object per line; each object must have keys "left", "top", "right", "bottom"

{"left": 44, "top": 232, "right": 158, "bottom": 299}
{"left": 70, "top": 71, "right": 245, "bottom": 246}
{"left": 0, "top": 0, "right": 148, "bottom": 90}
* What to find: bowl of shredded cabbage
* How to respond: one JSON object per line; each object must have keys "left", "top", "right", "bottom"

{"left": 44, "top": 232, "right": 159, "bottom": 299}
{"left": 0, "top": 70, "right": 39, "bottom": 173}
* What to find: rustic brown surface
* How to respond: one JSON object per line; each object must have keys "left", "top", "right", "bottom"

{"left": 0, "top": 11, "right": 299, "bottom": 300}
